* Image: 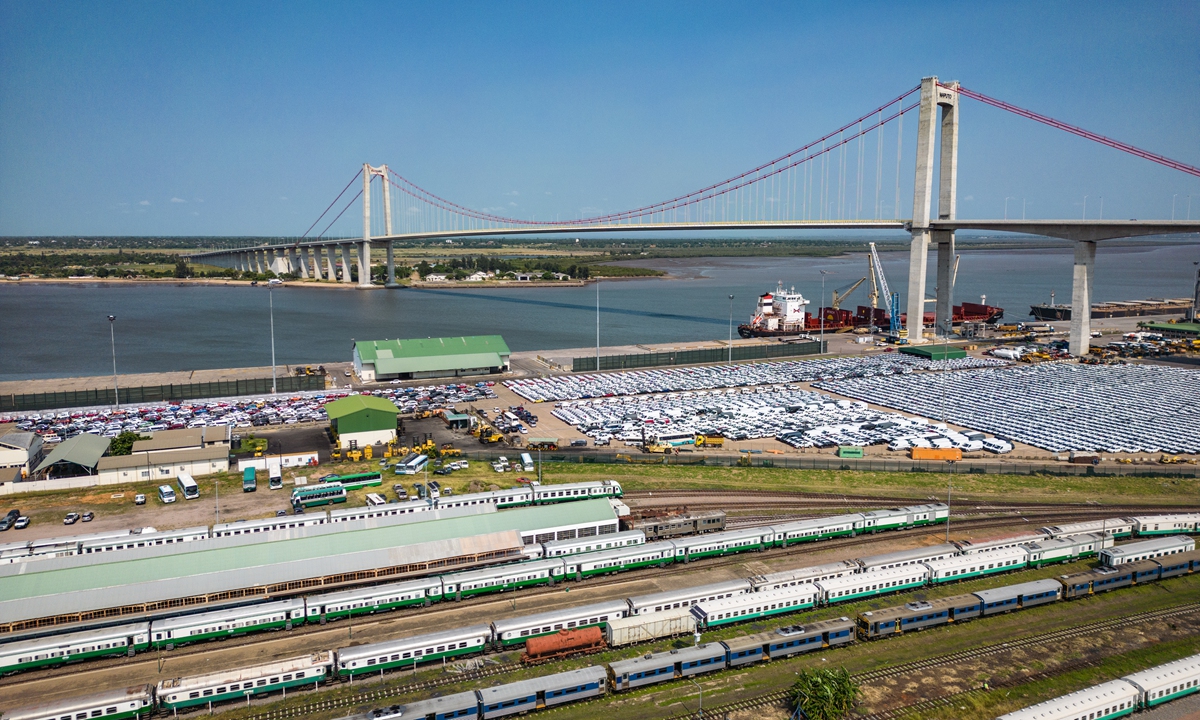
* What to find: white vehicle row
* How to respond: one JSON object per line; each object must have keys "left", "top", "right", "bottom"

{"left": 505, "top": 355, "right": 1008, "bottom": 403}
{"left": 815, "top": 363, "right": 1200, "bottom": 454}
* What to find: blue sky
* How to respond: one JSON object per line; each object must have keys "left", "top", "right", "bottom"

{"left": 0, "top": 1, "right": 1197, "bottom": 236}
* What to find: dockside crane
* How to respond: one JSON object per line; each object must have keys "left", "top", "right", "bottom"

{"left": 868, "top": 243, "right": 891, "bottom": 309}
{"left": 831, "top": 277, "right": 867, "bottom": 311}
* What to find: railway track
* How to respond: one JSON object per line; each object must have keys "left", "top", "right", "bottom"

{"left": 1, "top": 508, "right": 1186, "bottom": 700}
{"left": 661, "top": 601, "right": 1200, "bottom": 719}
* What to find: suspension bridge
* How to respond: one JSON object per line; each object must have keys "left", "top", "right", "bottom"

{"left": 185, "top": 77, "right": 1200, "bottom": 356}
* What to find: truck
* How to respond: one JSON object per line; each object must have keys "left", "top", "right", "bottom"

{"left": 694, "top": 434, "right": 725, "bottom": 448}
{"left": 242, "top": 467, "right": 257, "bottom": 493}
{"left": 910, "top": 447, "right": 963, "bottom": 462}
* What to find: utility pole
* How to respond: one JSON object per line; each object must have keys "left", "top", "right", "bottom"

{"left": 820, "top": 270, "right": 834, "bottom": 353}
{"left": 107, "top": 315, "right": 119, "bottom": 410}
{"left": 727, "top": 294, "right": 735, "bottom": 363}
{"left": 595, "top": 279, "right": 600, "bottom": 371}
{"left": 689, "top": 679, "right": 703, "bottom": 720}
{"left": 269, "top": 284, "right": 277, "bottom": 395}
{"left": 946, "top": 475, "right": 952, "bottom": 542}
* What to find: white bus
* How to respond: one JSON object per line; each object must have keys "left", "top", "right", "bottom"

{"left": 520, "top": 453, "right": 534, "bottom": 472}
{"left": 652, "top": 431, "right": 696, "bottom": 447}
{"left": 398, "top": 454, "right": 428, "bottom": 475}
{"left": 158, "top": 485, "right": 177, "bottom": 504}
{"left": 177, "top": 472, "right": 200, "bottom": 500}
{"left": 268, "top": 464, "right": 283, "bottom": 490}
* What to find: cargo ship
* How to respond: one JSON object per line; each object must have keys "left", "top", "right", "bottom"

{"left": 1029, "top": 297, "right": 1195, "bottom": 322}
{"left": 737, "top": 282, "right": 1003, "bottom": 338}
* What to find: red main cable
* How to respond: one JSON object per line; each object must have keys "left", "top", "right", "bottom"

{"left": 953, "top": 84, "right": 1200, "bottom": 179}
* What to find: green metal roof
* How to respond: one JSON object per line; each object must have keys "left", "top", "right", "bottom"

{"left": 324, "top": 395, "right": 400, "bottom": 419}
{"left": 376, "top": 352, "right": 503, "bottom": 375}
{"left": 0, "top": 499, "right": 616, "bottom": 606}
{"left": 356, "top": 335, "right": 510, "bottom": 363}
{"left": 1138, "top": 321, "right": 1200, "bottom": 335}
{"left": 899, "top": 345, "right": 967, "bottom": 360}
{"left": 32, "top": 433, "right": 110, "bottom": 475}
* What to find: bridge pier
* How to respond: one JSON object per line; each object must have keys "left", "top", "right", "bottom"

{"left": 254, "top": 250, "right": 264, "bottom": 275}
{"left": 314, "top": 246, "right": 327, "bottom": 281}
{"left": 1069, "top": 241, "right": 1097, "bottom": 357}
{"left": 385, "top": 241, "right": 398, "bottom": 287}
{"left": 325, "top": 246, "right": 336, "bottom": 281}
{"left": 298, "top": 247, "right": 310, "bottom": 279}
{"left": 340, "top": 244, "right": 354, "bottom": 283}
{"left": 358, "top": 241, "right": 372, "bottom": 287}
{"left": 934, "top": 233, "right": 955, "bottom": 337}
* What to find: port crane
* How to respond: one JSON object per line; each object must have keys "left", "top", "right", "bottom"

{"left": 830, "top": 277, "right": 867, "bottom": 311}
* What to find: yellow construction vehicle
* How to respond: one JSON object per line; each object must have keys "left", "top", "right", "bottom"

{"left": 331, "top": 449, "right": 342, "bottom": 462}
{"left": 440, "top": 444, "right": 462, "bottom": 457}
{"left": 694, "top": 434, "right": 725, "bottom": 448}
{"left": 479, "top": 428, "right": 503, "bottom": 444}
{"left": 641, "top": 443, "right": 671, "bottom": 454}
{"left": 1160, "top": 454, "right": 1182, "bottom": 464}
{"left": 346, "top": 449, "right": 363, "bottom": 462}
{"left": 363, "top": 446, "right": 373, "bottom": 460}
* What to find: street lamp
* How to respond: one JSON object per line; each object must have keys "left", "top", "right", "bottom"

{"left": 1004, "top": 197, "right": 1014, "bottom": 220}
{"left": 269, "top": 284, "right": 277, "bottom": 395}
{"left": 819, "top": 270, "right": 835, "bottom": 353}
{"left": 689, "top": 678, "right": 703, "bottom": 720}
{"left": 727, "top": 295, "right": 735, "bottom": 363}
{"left": 107, "top": 315, "right": 119, "bottom": 410}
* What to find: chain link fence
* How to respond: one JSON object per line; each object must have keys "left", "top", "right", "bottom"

{"left": 1, "top": 375, "right": 327, "bottom": 413}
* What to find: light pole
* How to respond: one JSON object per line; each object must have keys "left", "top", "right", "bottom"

{"left": 689, "top": 678, "right": 703, "bottom": 720}
{"left": 945, "top": 476, "right": 953, "bottom": 542}
{"left": 269, "top": 284, "right": 277, "bottom": 395}
{"left": 595, "top": 279, "right": 600, "bottom": 372}
{"left": 1004, "top": 197, "right": 1014, "bottom": 220}
{"left": 727, "top": 295, "right": 734, "bottom": 363}
{"left": 1083, "top": 195, "right": 1088, "bottom": 220}
{"left": 819, "top": 270, "right": 834, "bottom": 353}
{"left": 107, "top": 315, "right": 119, "bottom": 410}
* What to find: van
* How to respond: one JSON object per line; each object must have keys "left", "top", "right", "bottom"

{"left": 158, "top": 485, "right": 177, "bottom": 504}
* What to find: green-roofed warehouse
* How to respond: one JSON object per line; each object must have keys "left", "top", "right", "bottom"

{"left": 325, "top": 395, "right": 399, "bottom": 449}
{"left": 353, "top": 335, "right": 511, "bottom": 382}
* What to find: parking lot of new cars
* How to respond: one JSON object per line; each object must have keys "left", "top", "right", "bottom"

{"left": 505, "top": 355, "right": 1008, "bottom": 403}
{"left": 0, "top": 382, "right": 499, "bottom": 444}
{"left": 815, "top": 363, "right": 1200, "bottom": 454}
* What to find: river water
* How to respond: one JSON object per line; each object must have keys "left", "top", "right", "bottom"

{"left": 1, "top": 243, "right": 1195, "bottom": 381}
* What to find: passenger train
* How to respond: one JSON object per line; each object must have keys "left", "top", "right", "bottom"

{"left": 8, "top": 535, "right": 1200, "bottom": 720}
{"left": 3, "top": 506, "right": 1197, "bottom": 678}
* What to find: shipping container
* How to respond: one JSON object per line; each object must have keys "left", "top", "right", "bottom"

{"left": 910, "top": 447, "right": 963, "bottom": 461}
{"left": 836, "top": 446, "right": 863, "bottom": 458}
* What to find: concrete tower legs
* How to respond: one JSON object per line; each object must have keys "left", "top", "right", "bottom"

{"left": 1069, "top": 241, "right": 1097, "bottom": 357}
{"left": 340, "top": 244, "right": 354, "bottom": 283}
{"left": 298, "top": 247, "right": 311, "bottom": 279}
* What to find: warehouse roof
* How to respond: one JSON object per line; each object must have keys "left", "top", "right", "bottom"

{"left": 378, "top": 352, "right": 504, "bottom": 375}
{"left": 132, "top": 428, "right": 202, "bottom": 453}
{"left": 1138, "top": 321, "right": 1200, "bottom": 335}
{"left": 899, "top": 345, "right": 967, "bottom": 360}
{"left": 32, "top": 433, "right": 110, "bottom": 475}
{"left": 0, "top": 499, "right": 616, "bottom": 623}
{"left": 324, "top": 394, "right": 400, "bottom": 419}
{"left": 0, "top": 432, "right": 40, "bottom": 451}
{"left": 95, "top": 445, "right": 228, "bottom": 470}
{"left": 356, "top": 335, "right": 511, "bottom": 363}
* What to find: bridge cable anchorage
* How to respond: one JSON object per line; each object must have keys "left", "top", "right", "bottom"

{"left": 317, "top": 188, "right": 364, "bottom": 238}
{"left": 952, "top": 84, "right": 1200, "bottom": 178}
{"left": 379, "top": 85, "right": 921, "bottom": 229}
{"left": 302, "top": 170, "right": 363, "bottom": 239}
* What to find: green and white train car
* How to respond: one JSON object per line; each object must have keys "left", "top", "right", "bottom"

{"left": 441, "top": 559, "right": 566, "bottom": 600}
{"left": 570, "top": 542, "right": 675, "bottom": 578}
{"left": 815, "top": 565, "right": 928, "bottom": 605}
{"left": 1024, "top": 533, "right": 1112, "bottom": 567}
{"left": 303, "top": 577, "right": 443, "bottom": 623}
{"left": 1, "top": 685, "right": 154, "bottom": 720}
{"left": 690, "top": 584, "right": 819, "bottom": 628}
{"left": 859, "top": 504, "right": 948, "bottom": 533}
{"left": 336, "top": 625, "right": 490, "bottom": 677}
{"left": 922, "top": 546, "right": 1029, "bottom": 584}
{"left": 156, "top": 652, "right": 329, "bottom": 710}
{"left": 670, "top": 526, "right": 774, "bottom": 562}
{"left": 491, "top": 600, "right": 628, "bottom": 646}
{"left": 769, "top": 514, "right": 862, "bottom": 546}
{"left": 1132, "top": 514, "right": 1200, "bottom": 537}
{"left": 0, "top": 622, "right": 150, "bottom": 675}
{"left": 150, "top": 599, "right": 305, "bottom": 649}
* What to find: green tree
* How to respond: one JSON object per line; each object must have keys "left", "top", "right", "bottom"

{"left": 791, "top": 667, "right": 859, "bottom": 720}
{"left": 109, "top": 431, "right": 149, "bottom": 456}
{"left": 174, "top": 260, "right": 190, "bottom": 278}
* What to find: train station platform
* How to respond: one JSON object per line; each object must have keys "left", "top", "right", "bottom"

{"left": 0, "top": 499, "right": 617, "bottom": 633}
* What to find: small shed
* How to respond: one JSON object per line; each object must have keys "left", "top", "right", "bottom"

{"left": 32, "top": 433, "right": 111, "bottom": 479}
{"left": 899, "top": 345, "right": 967, "bottom": 360}
{"left": 443, "top": 413, "right": 471, "bottom": 430}
{"left": 325, "top": 395, "right": 400, "bottom": 449}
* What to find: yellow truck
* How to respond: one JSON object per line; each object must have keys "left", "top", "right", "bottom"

{"left": 694, "top": 434, "right": 725, "bottom": 448}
